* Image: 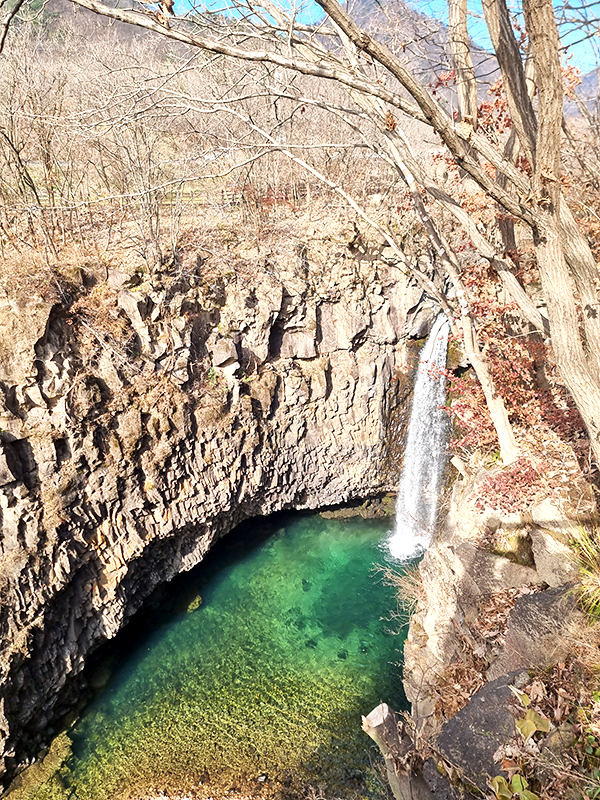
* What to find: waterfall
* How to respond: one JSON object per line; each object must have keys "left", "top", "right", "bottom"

{"left": 388, "top": 315, "right": 450, "bottom": 560}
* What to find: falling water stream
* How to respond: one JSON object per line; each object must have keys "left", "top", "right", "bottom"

{"left": 22, "top": 323, "right": 450, "bottom": 800}
{"left": 388, "top": 316, "right": 450, "bottom": 560}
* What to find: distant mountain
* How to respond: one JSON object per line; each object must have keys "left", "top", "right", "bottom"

{"left": 579, "top": 68, "right": 599, "bottom": 103}
{"left": 350, "top": 0, "right": 498, "bottom": 88}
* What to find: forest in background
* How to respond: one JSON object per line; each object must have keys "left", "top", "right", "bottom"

{"left": 2, "top": 0, "right": 600, "bottom": 475}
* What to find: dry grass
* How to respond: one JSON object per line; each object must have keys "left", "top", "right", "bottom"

{"left": 572, "top": 525, "right": 600, "bottom": 623}
{"left": 378, "top": 563, "right": 424, "bottom": 617}
{"left": 0, "top": 249, "right": 67, "bottom": 304}
{"left": 564, "top": 612, "right": 600, "bottom": 674}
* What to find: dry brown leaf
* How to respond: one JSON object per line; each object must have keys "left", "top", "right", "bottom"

{"left": 527, "top": 679, "right": 546, "bottom": 702}
{"left": 500, "top": 758, "right": 521, "bottom": 780}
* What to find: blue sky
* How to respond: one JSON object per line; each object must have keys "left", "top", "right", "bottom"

{"left": 408, "top": 0, "right": 599, "bottom": 72}
{"left": 195, "top": 0, "right": 599, "bottom": 73}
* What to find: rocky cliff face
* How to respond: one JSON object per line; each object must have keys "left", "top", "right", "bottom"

{"left": 0, "top": 230, "right": 427, "bottom": 784}
{"left": 402, "top": 448, "right": 594, "bottom": 796}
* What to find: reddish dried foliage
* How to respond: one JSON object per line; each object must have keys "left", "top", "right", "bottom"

{"left": 563, "top": 62, "right": 582, "bottom": 99}
{"left": 435, "top": 231, "right": 586, "bottom": 462}
{"left": 473, "top": 458, "right": 546, "bottom": 513}
{"left": 478, "top": 79, "right": 512, "bottom": 135}
{"left": 417, "top": 76, "right": 589, "bottom": 475}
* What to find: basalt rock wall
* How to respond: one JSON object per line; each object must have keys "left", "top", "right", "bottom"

{"left": 0, "top": 234, "right": 429, "bottom": 785}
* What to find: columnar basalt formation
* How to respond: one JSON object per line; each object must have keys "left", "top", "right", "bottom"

{"left": 0, "top": 234, "right": 428, "bottom": 784}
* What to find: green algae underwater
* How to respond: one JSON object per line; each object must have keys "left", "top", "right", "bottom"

{"left": 29, "top": 513, "right": 417, "bottom": 800}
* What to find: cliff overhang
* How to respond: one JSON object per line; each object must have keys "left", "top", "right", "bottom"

{"left": 0, "top": 226, "right": 431, "bottom": 786}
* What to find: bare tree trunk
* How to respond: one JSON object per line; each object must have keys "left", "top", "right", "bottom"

{"left": 481, "top": 0, "right": 537, "bottom": 163}
{"left": 534, "top": 221, "right": 600, "bottom": 463}
{"left": 478, "top": 0, "right": 600, "bottom": 464}
{"left": 362, "top": 704, "right": 434, "bottom": 800}
{"left": 0, "top": 0, "right": 25, "bottom": 54}
{"left": 557, "top": 199, "right": 600, "bottom": 376}
{"left": 396, "top": 158, "right": 520, "bottom": 463}
{"left": 343, "top": 87, "right": 521, "bottom": 462}
{"left": 448, "top": 0, "right": 478, "bottom": 127}
{"left": 523, "top": 0, "right": 600, "bottom": 464}
{"left": 462, "top": 319, "right": 521, "bottom": 463}
{"left": 370, "top": 117, "right": 520, "bottom": 461}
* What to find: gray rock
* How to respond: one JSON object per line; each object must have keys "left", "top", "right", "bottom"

{"left": 318, "top": 303, "right": 338, "bottom": 352}
{"left": 232, "top": 281, "right": 283, "bottom": 364}
{"left": 531, "top": 496, "right": 594, "bottom": 538}
{"left": 404, "top": 539, "right": 542, "bottom": 739}
{"left": 422, "top": 759, "right": 479, "bottom": 799}
{"left": 0, "top": 290, "right": 51, "bottom": 385}
{"left": 280, "top": 330, "right": 317, "bottom": 359}
{"left": 118, "top": 290, "right": 153, "bottom": 352}
{"left": 0, "top": 243, "right": 410, "bottom": 788}
{"left": 436, "top": 671, "right": 530, "bottom": 791}
{"left": 106, "top": 269, "right": 135, "bottom": 290}
{"left": 487, "top": 587, "right": 581, "bottom": 680}
{"left": 405, "top": 302, "right": 437, "bottom": 339}
{"left": 208, "top": 335, "right": 238, "bottom": 368}
{"left": 317, "top": 300, "right": 368, "bottom": 351}
{"left": 453, "top": 543, "right": 540, "bottom": 599}
{"left": 0, "top": 454, "right": 14, "bottom": 487}
{"left": 368, "top": 300, "right": 397, "bottom": 344}
{"left": 530, "top": 528, "right": 579, "bottom": 587}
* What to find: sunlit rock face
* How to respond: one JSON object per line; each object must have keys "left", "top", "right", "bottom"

{"left": 0, "top": 235, "right": 429, "bottom": 784}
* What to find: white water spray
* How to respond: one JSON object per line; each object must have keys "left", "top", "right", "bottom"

{"left": 388, "top": 315, "right": 450, "bottom": 560}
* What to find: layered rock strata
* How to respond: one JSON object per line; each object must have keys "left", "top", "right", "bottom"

{"left": 0, "top": 237, "right": 427, "bottom": 785}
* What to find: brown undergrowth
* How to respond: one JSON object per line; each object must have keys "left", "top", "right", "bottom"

{"left": 433, "top": 642, "right": 487, "bottom": 722}
{"left": 432, "top": 586, "right": 542, "bottom": 724}
{"left": 425, "top": 591, "right": 600, "bottom": 799}
{"left": 488, "top": 652, "right": 600, "bottom": 800}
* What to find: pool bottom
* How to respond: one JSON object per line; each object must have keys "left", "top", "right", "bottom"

{"left": 21, "top": 513, "right": 415, "bottom": 800}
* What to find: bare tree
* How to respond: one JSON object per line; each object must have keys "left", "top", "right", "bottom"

{"left": 4, "top": 0, "right": 600, "bottom": 465}
{"left": 0, "top": 0, "right": 26, "bottom": 53}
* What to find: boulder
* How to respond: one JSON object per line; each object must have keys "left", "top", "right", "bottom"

{"left": 531, "top": 498, "right": 581, "bottom": 540}
{"left": 530, "top": 528, "right": 578, "bottom": 587}
{"left": 0, "top": 290, "right": 51, "bottom": 386}
{"left": 435, "top": 671, "right": 530, "bottom": 791}
{"left": 487, "top": 587, "right": 582, "bottom": 681}
{"left": 421, "top": 760, "right": 479, "bottom": 800}
{"left": 207, "top": 335, "right": 238, "bottom": 368}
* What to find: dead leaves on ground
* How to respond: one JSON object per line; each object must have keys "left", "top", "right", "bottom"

{"left": 490, "top": 660, "right": 600, "bottom": 799}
